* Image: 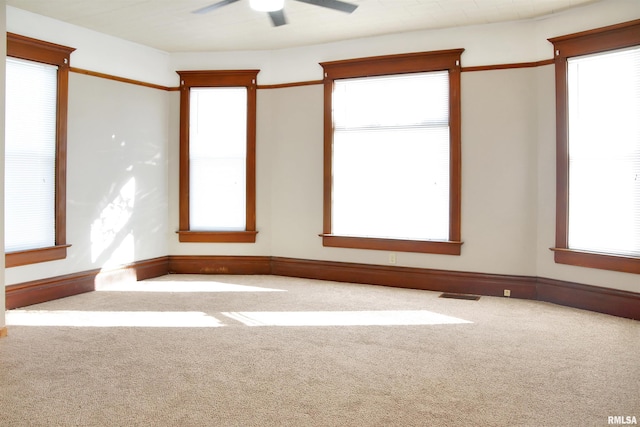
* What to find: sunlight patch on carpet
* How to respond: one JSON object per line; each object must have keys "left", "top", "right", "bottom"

{"left": 95, "top": 280, "right": 286, "bottom": 293}
{"left": 221, "top": 310, "right": 472, "bottom": 326}
{"left": 7, "top": 309, "right": 472, "bottom": 328}
{"left": 6, "top": 310, "right": 224, "bottom": 328}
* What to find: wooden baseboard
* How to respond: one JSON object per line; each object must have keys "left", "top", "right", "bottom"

{"left": 4, "top": 255, "right": 638, "bottom": 320}
{"left": 5, "top": 257, "right": 169, "bottom": 309}
{"left": 169, "top": 255, "right": 271, "bottom": 275}
{"left": 132, "top": 256, "right": 170, "bottom": 280}
{"left": 271, "top": 257, "right": 638, "bottom": 319}
{"left": 0, "top": 327, "right": 7, "bottom": 338}
{"left": 6, "top": 270, "right": 101, "bottom": 310}
{"left": 537, "top": 277, "right": 640, "bottom": 320}
{"left": 271, "top": 257, "right": 538, "bottom": 299}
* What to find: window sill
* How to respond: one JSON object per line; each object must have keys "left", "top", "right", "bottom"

{"left": 321, "top": 234, "right": 462, "bottom": 255}
{"left": 551, "top": 248, "right": 639, "bottom": 274}
{"left": 6, "top": 244, "right": 71, "bottom": 268}
{"left": 177, "top": 230, "right": 258, "bottom": 243}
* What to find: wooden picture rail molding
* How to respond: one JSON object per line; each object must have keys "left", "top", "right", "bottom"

{"left": 257, "top": 80, "right": 324, "bottom": 90}
{"left": 69, "top": 58, "right": 556, "bottom": 92}
{"left": 4, "top": 255, "right": 638, "bottom": 320}
{"left": 461, "top": 58, "right": 555, "bottom": 72}
{"left": 70, "top": 67, "right": 177, "bottom": 91}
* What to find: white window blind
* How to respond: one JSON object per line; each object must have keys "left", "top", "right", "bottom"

{"left": 332, "top": 71, "right": 450, "bottom": 240}
{"left": 567, "top": 46, "right": 640, "bottom": 257}
{"left": 189, "top": 87, "right": 247, "bottom": 231}
{"left": 5, "top": 57, "right": 58, "bottom": 252}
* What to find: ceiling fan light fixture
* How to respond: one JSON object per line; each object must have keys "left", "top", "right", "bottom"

{"left": 249, "top": 0, "right": 285, "bottom": 12}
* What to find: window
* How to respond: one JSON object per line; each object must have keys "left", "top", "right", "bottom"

{"left": 320, "top": 50, "right": 463, "bottom": 255}
{"left": 550, "top": 20, "right": 640, "bottom": 274}
{"left": 5, "top": 33, "right": 74, "bottom": 267}
{"left": 177, "top": 70, "right": 259, "bottom": 242}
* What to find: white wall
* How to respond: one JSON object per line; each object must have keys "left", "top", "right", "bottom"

{"left": 4, "top": 72, "right": 170, "bottom": 286}
{"left": 169, "top": 0, "right": 640, "bottom": 291}
{"left": 5, "top": 0, "right": 640, "bottom": 293}
{"left": 1, "top": 5, "right": 7, "bottom": 328}
{"left": 67, "top": 74, "right": 169, "bottom": 268}
{"left": 263, "top": 85, "right": 324, "bottom": 261}
{"left": 6, "top": 6, "right": 174, "bottom": 87}
{"left": 5, "top": 11, "right": 171, "bottom": 286}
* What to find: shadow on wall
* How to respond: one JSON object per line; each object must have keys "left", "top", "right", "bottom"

{"left": 88, "top": 153, "right": 166, "bottom": 271}
{"left": 91, "top": 175, "right": 136, "bottom": 267}
{"left": 66, "top": 72, "right": 169, "bottom": 276}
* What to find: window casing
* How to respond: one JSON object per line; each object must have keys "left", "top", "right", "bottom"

{"left": 320, "top": 50, "right": 463, "bottom": 255}
{"left": 550, "top": 19, "right": 640, "bottom": 274}
{"left": 177, "top": 70, "right": 259, "bottom": 243}
{"left": 5, "top": 33, "right": 74, "bottom": 267}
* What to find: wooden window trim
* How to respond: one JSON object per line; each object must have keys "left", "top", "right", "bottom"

{"left": 5, "top": 245, "right": 72, "bottom": 268}
{"left": 5, "top": 33, "right": 75, "bottom": 267}
{"left": 320, "top": 235, "right": 463, "bottom": 255}
{"left": 549, "top": 19, "right": 640, "bottom": 274}
{"left": 176, "top": 70, "right": 259, "bottom": 243}
{"left": 320, "top": 49, "right": 464, "bottom": 255}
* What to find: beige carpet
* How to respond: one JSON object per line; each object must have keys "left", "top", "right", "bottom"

{"left": 1, "top": 274, "right": 638, "bottom": 426}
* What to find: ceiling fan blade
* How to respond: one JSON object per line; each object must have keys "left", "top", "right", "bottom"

{"left": 294, "top": 0, "right": 358, "bottom": 13}
{"left": 268, "top": 10, "right": 287, "bottom": 26}
{"left": 192, "top": 0, "right": 240, "bottom": 14}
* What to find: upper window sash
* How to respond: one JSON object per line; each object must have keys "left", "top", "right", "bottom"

{"left": 320, "top": 49, "right": 464, "bottom": 255}
{"left": 332, "top": 71, "right": 450, "bottom": 130}
{"left": 176, "top": 70, "right": 259, "bottom": 243}
{"left": 5, "top": 33, "right": 74, "bottom": 267}
{"left": 549, "top": 19, "right": 640, "bottom": 274}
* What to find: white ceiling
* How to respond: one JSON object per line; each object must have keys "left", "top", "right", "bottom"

{"left": 6, "top": 0, "right": 601, "bottom": 52}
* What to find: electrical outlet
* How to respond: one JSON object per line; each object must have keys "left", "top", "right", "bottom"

{"left": 388, "top": 253, "right": 397, "bottom": 264}
{"left": 503, "top": 289, "right": 511, "bottom": 297}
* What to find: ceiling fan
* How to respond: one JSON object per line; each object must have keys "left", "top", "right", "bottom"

{"left": 192, "top": 0, "right": 359, "bottom": 27}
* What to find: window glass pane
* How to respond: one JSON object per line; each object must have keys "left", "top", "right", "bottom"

{"left": 189, "top": 87, "right": 247, "bottom": 231}
{"left": 332, "top": 71, "right": 450, "bottom": 241}
{"left": 334, "top": 72, "right": 449, "bottom": 129}
{"left": 5, "top": 57, "right": 57, "bottom": 251}
{"left": 333, "top": 128, "right": 450, "bottom": 240}
{"left": 567, "top": 46, "right": 640, "bottom": 256}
